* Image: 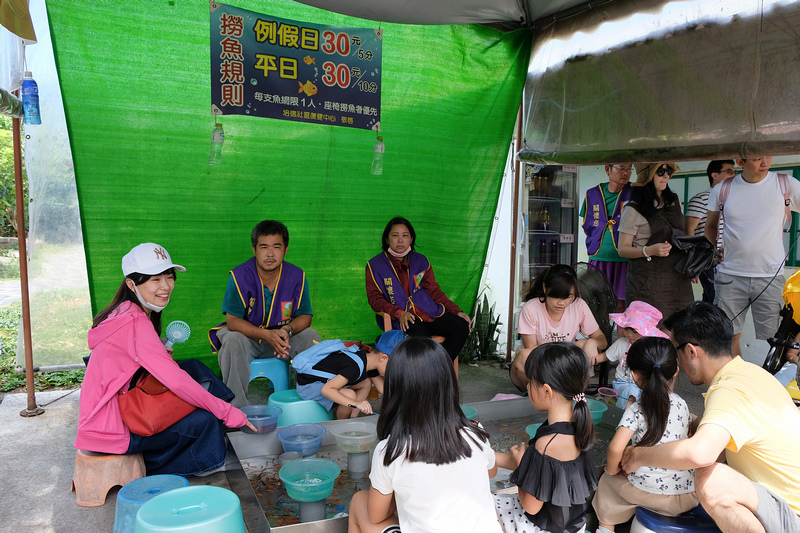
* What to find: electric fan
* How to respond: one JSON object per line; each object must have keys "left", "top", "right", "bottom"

{"left": 164, "top": 320, "right": 191, "bottom": 348}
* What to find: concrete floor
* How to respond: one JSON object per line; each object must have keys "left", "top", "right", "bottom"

{"left": 0, "top": 343, "right": 765, "bottom": 533}
{"left": 0, "top": 362, "right": 527, "bottom": 533}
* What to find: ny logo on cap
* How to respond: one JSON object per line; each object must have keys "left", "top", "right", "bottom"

{"left": 154, "top": 247, "right": 168, "bottom": 260}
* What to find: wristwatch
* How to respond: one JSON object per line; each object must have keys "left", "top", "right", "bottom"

{"left": 285, "top": 324, "right": 294, "bottom": 337}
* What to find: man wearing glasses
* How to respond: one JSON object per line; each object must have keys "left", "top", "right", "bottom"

{"left": 705, "top": 157, "right": 800, "bottom": 357}
{"left": 580, "top": 163, "right": 633, "bottom": 312}
{"left": 623, "top": 302, "right": 800, "bottom": 533}
{"left": 684, "top": 160, "right": 736, "bottom": 303}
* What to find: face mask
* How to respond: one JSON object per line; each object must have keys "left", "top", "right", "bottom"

{"left": 387, "top": 245, "right": 411, "bottom": 258}
{"left": 133, "top": 284, "right": 168, "bottom": 313}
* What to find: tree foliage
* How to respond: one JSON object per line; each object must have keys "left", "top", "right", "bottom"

{"left": 0, "top": 116, "right": 28, "bottom": 237}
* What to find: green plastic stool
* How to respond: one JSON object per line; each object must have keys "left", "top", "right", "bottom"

{"left": 133, "top": 485, "right": 245, "bottom": 533}
{"left": 267, "top": 389, "right": 334, "bottom": 426}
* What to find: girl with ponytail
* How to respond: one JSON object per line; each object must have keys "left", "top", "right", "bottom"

{"left": 592, "top": 336, "right": 698, "bottom": 533}
{"left": 493, "top": 342, "right": 599, "bottom": 533}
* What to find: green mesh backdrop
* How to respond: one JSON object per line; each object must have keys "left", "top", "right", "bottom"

{"left": 46, "top": 0, "right": 531, "bottom": 370}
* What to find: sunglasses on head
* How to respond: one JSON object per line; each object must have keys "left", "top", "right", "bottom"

{"left": 655, "top": 166, "right": 674, "bottom": 177}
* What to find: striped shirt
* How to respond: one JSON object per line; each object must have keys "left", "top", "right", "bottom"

{"left": 686, "top": 189, "right": 723, "bottom": 246}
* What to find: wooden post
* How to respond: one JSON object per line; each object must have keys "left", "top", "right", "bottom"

{"left": 13, "top": 114, "right": 42, "bottom": 417}
{"left": 506, "top": 102, "right": 522, "bottom": 363}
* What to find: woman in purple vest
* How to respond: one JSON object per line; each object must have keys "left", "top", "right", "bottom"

{"left": 366, "top": 217, "right": 471, "bottom": 375}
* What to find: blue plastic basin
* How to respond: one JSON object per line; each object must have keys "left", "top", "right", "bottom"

{"left": 279, "top": 458, "right": 340, "bottom": 502}
{"left": 240, "top": 405, "right": 282, "bottom": 435}
{"left": 587, "top": 398, "right": 608, "bottom": 424}
{"left": 525, "top": 422, "right": 543, "bottom": 440}
{"left": 277, "top": 423, "right": 326, "bottom": 456}
{"left": 460, "top": 404, "right": 477, "bottom": 420}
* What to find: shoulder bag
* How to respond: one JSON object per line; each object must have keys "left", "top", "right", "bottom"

{"left": 119, "top": 368, "right": 196, "bottom": 436}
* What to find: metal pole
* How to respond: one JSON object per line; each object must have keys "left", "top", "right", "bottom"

{"left": 13, "top": 114, "right": 42, "bottom": 417}
{"left": 506, "top": 102, "right": 522, "bottom": 363}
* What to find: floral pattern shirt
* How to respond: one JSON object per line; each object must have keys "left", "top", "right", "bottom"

{"left": 620, "top": 393, "right": 695, "bottom": 495}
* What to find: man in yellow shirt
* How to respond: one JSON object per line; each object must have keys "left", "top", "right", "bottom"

{"left": 622, "top": 302, "right": 800, "bottom": 533}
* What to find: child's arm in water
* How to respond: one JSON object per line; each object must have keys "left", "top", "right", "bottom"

{"left": 495, "top": 442, "right": 528, "bottom": 471}
{"left": 605, "top": 426, "right": 634, "bottom": 475}
{"left": 321, "top": 374, "right": 372, "bottom": 414}
{"left": 367, "top": 487, "right": 397, "bottom": 524}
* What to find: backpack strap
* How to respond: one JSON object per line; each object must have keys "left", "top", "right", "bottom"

{"left": 778, "top": 173, "right": 791, "bottom": 227}
{"left": 718, "top": 177, "right": 734, "bottom": 213}
{"left": 719, "top": 173, "right": 793, "bottom": 227}
{"left": 292, "top": 340, "right": 364, "bottom": 381}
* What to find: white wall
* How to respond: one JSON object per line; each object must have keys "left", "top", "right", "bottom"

{"left": 476, "top": 141, "right": 514, "bottom": 354}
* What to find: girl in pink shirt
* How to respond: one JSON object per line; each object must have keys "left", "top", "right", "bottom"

{"left": 510, "top": 265, "right": 606, "bottom": 392}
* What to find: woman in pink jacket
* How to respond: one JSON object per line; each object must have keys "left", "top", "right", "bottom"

{"left": 75, "top": 243, "right": 254, "bottom": 476}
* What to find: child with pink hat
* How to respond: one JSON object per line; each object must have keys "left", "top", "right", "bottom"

{"left": 595, "top": 301, "right": 669, "bottom": 408}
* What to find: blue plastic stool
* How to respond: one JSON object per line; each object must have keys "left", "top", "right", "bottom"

{"left": 114, "top": 475, "right": 189, "bottom": 533}
{"left": 267, "top": 389, "right": 333, "bottom": 426}
{"left": 631, "top": 505, "right": 721, "bottom": 533}
{"left": 248, "top": 358, "right": 289, "bottom": 393}
{"left": 134, "top": 485, "right": 245, "bottom": 533}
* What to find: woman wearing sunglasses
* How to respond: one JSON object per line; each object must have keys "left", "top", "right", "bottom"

{"left": 616, "top": 163, "right": 693, "bottom": 322}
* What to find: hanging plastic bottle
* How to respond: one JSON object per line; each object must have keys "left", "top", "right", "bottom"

{"left": 208, "top": 122, "right": 224, "bottom": 166}
{"left": 370, "top": 135, "right": 384, "bottom": 175}
{"left": 21, "top": 71, "right": 41, "bottom": 125}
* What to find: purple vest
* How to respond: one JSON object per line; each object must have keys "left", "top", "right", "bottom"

{"left": 367, "top": 252, "right": 445, "bottom": 329}
{"left": 208, "top": 258, "right": 305, "bottom": 352}
{"left": 582, "top": 183, "right": 632, "bottom": 256}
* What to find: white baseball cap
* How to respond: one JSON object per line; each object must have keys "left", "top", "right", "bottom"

{"left": 122, "top": 243, "right": 186, "bottom": 276}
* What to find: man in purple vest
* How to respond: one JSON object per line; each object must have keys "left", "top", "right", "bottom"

{"left": 209, "top": 220, "right": 319, "bottom": 407}
{"left": 580, "top": 164, "right": 633, "bottom": 313}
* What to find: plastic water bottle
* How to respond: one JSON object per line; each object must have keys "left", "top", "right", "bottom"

{"left": 332, "top": 504, "right": 348, "bottom": 518}
{"left": 370, "top": 136, "right": 384, "bottom": 175}
{"left": 208, "top": 123, "right": 224, "bottom": 165}
{"left": 21, "top": 71, "right": 41, "bottom": 125}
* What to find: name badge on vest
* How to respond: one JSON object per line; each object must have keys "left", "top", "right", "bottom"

{"left": 281, "top": 301, "right": 292, "bottom": 320}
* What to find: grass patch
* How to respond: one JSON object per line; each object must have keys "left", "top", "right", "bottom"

{"left": 0, "top": 301, "right": 85, "bottom": 393}
{"left": 0, "top": 249, "right": 20, "bottom": 280}
{"left": 29, "top": 287, "right": 93, "bottom": 367}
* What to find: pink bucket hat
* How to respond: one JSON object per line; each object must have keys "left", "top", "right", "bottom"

{"left": 609, "top": 301, "right": 669, "bottom": 339}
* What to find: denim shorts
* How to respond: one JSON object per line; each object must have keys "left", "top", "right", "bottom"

{"left": 296, "top": 380, "right": 334, "bottom": 411}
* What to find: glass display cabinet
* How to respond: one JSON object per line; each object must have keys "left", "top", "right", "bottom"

{"left": 519, "top": 163, "right": 580, "bottom": 303}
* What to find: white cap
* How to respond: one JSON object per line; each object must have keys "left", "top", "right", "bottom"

{"left": 122, "top": 243, "right": 186, "bottom": 276}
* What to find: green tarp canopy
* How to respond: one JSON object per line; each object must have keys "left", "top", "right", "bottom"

{"left": 46, "top": 0, "right": 530, "bottom": 369}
